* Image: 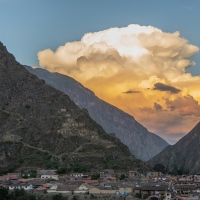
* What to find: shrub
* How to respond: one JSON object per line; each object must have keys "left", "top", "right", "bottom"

{"left": 135, "top": 193, "right": 142, "bottom": 199}
{"left": 56, "top": 167, "right": 67, "bottom": 174}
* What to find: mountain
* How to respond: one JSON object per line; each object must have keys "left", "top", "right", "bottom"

{"left": 148, "top": 122, "right": 200, "bottom": 174}
{"left": 25, "top": 66, "right": 168, "bottom": 161}
{"left": 0, "top": 41, "right": 149, "bottom": 172}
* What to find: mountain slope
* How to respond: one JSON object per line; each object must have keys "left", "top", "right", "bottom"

{"left": 25, "top": 66, "right": 168, "bottom": 161}
{"left": 0, "top": 41, "right": 148, "bottom": 172}
{"left": 148, "top": 122, "right": 200, "bottom": 174}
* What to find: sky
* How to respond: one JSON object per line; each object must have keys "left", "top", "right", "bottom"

{"left": 0, "top": 0, "right": 200, "bottom": 144}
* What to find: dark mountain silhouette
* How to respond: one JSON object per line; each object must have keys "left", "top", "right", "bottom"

{"left": 25, "top": 66, "right": 168, "bottom": 161}
{"left": 148, "top": 122, "right": 200, "bottom": 174}
{"left": 0, "top": 41, "right": 149, "bottom": 172}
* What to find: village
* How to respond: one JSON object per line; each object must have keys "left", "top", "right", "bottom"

{"left": 0, "top": 169, "right": 200, "bottom": 200}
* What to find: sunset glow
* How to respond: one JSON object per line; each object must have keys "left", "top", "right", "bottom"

{"left": 37, "top": 24, "right": 200, "bottom": 144}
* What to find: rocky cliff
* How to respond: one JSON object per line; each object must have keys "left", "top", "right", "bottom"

{"left": 148, "top": 122, "right": 200, "bottom": 174}
{"left": 0, "top": 41, "right": 148, "bottom": 172}
{"left": 25, "top": 67, "right": 168, "bottom": 161}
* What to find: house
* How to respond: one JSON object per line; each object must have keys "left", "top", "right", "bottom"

{"left": 0, "top": 175, "right": 19, "bottom": 181}
{"left": 174, "top": 184, "right": 197, "bottom": 197}
{"left": 147, "top": 172, "right": 162, "bottom": 178}
{"left": 194, "top": 175, "right": 200, "bottom": 182}
{"left": 134, "top": 184, "right": 142, "bottom": 194}
{"left": 136, "top": 184, "right": 168, "bottom": 198}
{"left": 42, "top": 183, "right": 51, "bottom": 189}
{"left": 70, "top": 173, "right": 84, "bottom": 178}
{"left": 33, "top": 186, "right": 47, "bottom": 195}
{"left": 9, "top": 183, "right": 33, "bottom": 191}
{"left": 37, "top": 170, "right": 56, "bottom": 176}
{"left": 47, "top": 182, "right": 91, "bottom": 195}
{"left": 37, "top": 170, "right": 58, "bottom": 180}
{"left": 29, "top": 179, "right": 47, "bottom": 188}
{"left": 100, "top": 169, "right": 115, "bottom": 178}
{"left": 0, "top": 184, "right": 8, "bottom": 189}
{"left": 82, "top": 174, "right": 89, "bottom": 179}
{"left": 18, "top": 179, "right": 29, "bottom": 183}
{"left": 7, "top": 173, "right": 20, "bottom": 177}
{"left": 74, "top": 183, "right": 91, "bottom": 194}
{"left": 177, "top": 176, "right": 194, "bottom": 185}
{"left": 64, "top": 180, "right": 84, "bottom": 185}
{"left": 59, "top": 175, "right": 75, "bottom": 182}
{"left": 89, "top": 183, "right": 132, "bottom": 195}
{"left": 89, "top": 186, "right": 118, "bottom": 195}
{"left": 0, "top": 179, "right": 12, "bottom": 189}
{"left": 41, "top": 174, "right": 59, "bottom": 180}
{"left": 47, "top": 183, "right": 61, "bottom": 194}
{"left": 84, "top": 179, "right": 99, "bottom": 186}
{"left": 38, "top": 170, "right": 59, "bottom": 180}
{"left": 56, "top": 184, "right": 77, "bottom": 195}
{"left": 129, "top": 171, "right": 141, "bottom": 177}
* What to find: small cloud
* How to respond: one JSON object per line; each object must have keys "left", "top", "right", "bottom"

{"left": 123, "top": 90, "right": 141, "bottom": 94}
{"left": 154, "top": 102, "right": 162, "bottom": 111}
{"left": 153, "top": 82, "right": 181, "bottom": 94}
{"left": 167, "top": 105, "right": 176, "bottom": 111}
{"left": 165, "top": 95, "right": 200, "bottom": 117}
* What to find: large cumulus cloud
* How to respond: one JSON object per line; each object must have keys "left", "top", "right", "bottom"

{"left": 37, "top": 24, "right": 200, "bottom": 144}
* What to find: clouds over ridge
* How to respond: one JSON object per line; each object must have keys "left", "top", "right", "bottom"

{"left": 153, "top": 82, "right": 181, "bottom": 93}
{"left": 37, "top": 24, "right": 200, "bottom": 143}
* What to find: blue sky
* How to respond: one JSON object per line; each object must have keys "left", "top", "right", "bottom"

{"left": 0, "top": 0, "right": 200, "bottom": 75}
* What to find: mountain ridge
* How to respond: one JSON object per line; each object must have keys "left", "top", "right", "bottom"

{"left": 148, "top": 121, "right": 200, "bottom": 174}
{"left": 25, "top": 66, "right": 169, "bottom": 161}
{"left": 0, "top": 41, "right": 149, "bottom": 172}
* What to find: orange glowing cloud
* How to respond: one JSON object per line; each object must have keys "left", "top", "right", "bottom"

{"left": 37, "top": 24, "right": 200, "bottom": 144}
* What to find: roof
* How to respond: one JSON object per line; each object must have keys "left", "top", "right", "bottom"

{"left": 104, "top": 182, "right": 120, "bottom": 187}
{"left": 30, "top": 179, "right": 46, "bottom": 186}
{"left": 42, "top": 184, "right": 51, "bottom": 188}
{"left": 142, "top": 185, "right": 168, "bottom": 191}
{"left": 92, "top": 185, "right": 120, "bottom": 191}
{"left": 59, "top": 175, "right": 71, "bottom": 179}
{"left": 82, "top": 183, "right": 93, "bottom": 189}
{"left": 0, "top": 175, "right": 19, "bottom": 180}
{"left": 149, "top": 195, "right": 161, "bottom": 198}
{"left": 35, "top": 186, "right": 47, "bottom": 191}
{"left": 19, "top": 179, "right": 29, "bottom": 183}
{"left": 57, "top": 184, "right": 78, "bottom": 191}
{"left": 174, "top": 185, "right": 196, "bottom": 190}
{"left": 0, "top": 184, "right": 8, "bottom": 188}
{"left": 84, "top": 180, "right": 99, "bottom": 184}
{"left": 37, "top": 170, "right": 56, "bottom": 175}
{"left": 40, "top": 172, "right": 58, "bottom": 175}
{"left": 171, "top": 196, "right": 186, "bottom": 200}
{"left": 9, "top": 183, "right": 32, "bottom": 187}
{"left": 64, "top": 180, "right": 84, "bottom": 185}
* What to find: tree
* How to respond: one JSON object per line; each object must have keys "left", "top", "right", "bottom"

{"left": 91, "top": 173, "right": 100, "bottom": 180}
{"left": 8, "top": 189, "right": 36, "bottom": 200}
{"left": 0, "top": 188, "right": 9, "bottom": 200}
{"left": 56, "top": 167, "right": 67, "bottom": 174}
{"left": 73, "top": 163, "right": 88, "bottom": 173}
{"left": 119, "top": 174, "right": 126, "bottom": 180}
{"left": 153, "top": 163, "right": 166, "bottom": 173}
{"left": 135, "top": 193, "right": 142, "bottom": 199}
{"left": 52, "top": 193, "right": 69, "bottom": 200}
